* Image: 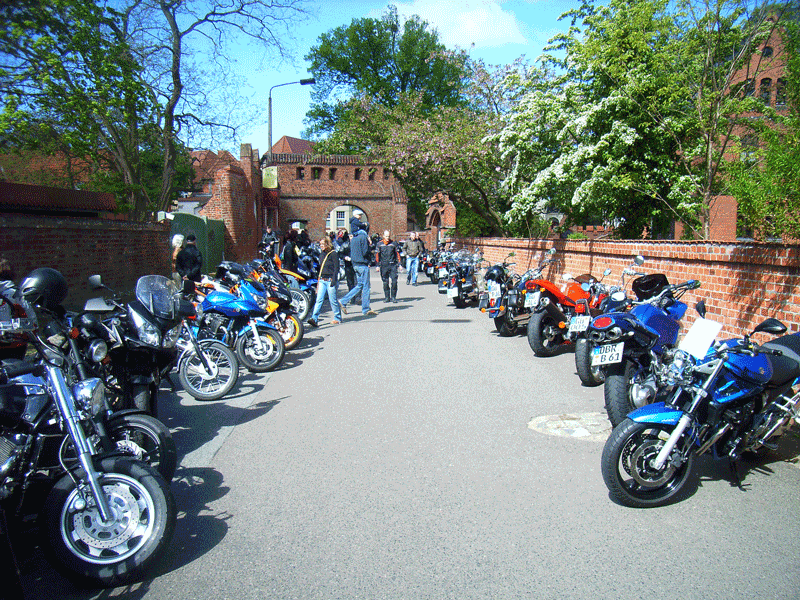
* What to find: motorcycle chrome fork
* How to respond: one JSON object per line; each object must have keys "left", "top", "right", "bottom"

{"left": 249, "top": 319, "right": 267, "bottom": 352}
{"left": 653, "top": 358, "right": 726, "bottom": 470}
{"left": 45, "top": 363, "right": 114, "bottom": 522}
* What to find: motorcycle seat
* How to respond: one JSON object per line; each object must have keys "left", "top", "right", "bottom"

{"left": 763, "top": 333, "right": 800, "bottom": 387}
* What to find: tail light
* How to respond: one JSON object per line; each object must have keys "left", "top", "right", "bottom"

{"left": 593, "top": 316, "right": 613, "bottom": 329}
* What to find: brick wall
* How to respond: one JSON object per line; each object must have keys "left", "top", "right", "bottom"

{"left": 0, "top": 213, "right": 171, "bottom": 310}
{"left": 456, "top": 236, "right": 800, "bottom": 337}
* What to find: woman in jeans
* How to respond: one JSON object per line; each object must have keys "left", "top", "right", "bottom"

{"left": 307, "top": 236, "right": 342, "bottom": 327}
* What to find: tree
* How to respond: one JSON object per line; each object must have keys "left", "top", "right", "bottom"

{"left": 304, "top": 5, "right": 465, "bottom": 138}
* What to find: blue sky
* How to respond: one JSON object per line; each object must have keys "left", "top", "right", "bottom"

{"left": 234, "top": 0, "right": 576, "bottom": 156}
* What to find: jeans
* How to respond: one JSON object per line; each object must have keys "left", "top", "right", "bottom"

{"left": 339, "top": 264, "right": 371, "bottom": 314}
{"left": 311, "top": 279, "right": 342, "bottom": 322}
{"left": 406, "top": 256, "right": 419, "bottom": 284}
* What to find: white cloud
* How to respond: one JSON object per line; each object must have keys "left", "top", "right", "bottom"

{"left": 391, "top": 0, "right": 527, "bottom": 50}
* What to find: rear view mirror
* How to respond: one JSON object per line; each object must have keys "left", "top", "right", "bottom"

{"left": 696, "top": 300, "right": 706, "bottom": 318}
{"left": 603, "top": 268, "right": 612, "bottom": 276}
{"left": 547, "top": 248, "right": 557, "bottom": 256}
{"left": 634, "top": 255, "right": 645, "bottom": 266}
{"left": 88, "top": 274, "right": 103, "bottom": 289}
{"left": 561, "top": 273, "right": 573, "bottom": 281}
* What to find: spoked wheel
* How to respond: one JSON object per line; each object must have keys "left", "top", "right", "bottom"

{"left": 178, "top": 340, "right": 239, "bottom": 401}
{"left": 494, "top": 310, "right": 519, "bottom": 337}
{"left": 41, "top": 457, "right": 175, "bottom": 587}
{"left": 527, "top": 310, "right": 565, "bottom": 356}
{"left": 290, "top": 289, "right": 311, "bottom": 321}
{"left": 270, "top": 312, "right": 304, "bottom": 350}
{"left": 601, "top": 418, "right": 694, "bottom": 508}
{"left": 106, "top": 412, "right": 178, "bottom": 482}
{"left": 575, "top": 337, "right": 605, "bottom": 387}
{"left": 235, "top": 325, "right": 285, "bottom": 372}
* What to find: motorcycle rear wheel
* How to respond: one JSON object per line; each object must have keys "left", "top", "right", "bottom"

{"left": 41, "top": 457, "right": 175, "bottom": 587}
{"left": 604, "top": 359, "right": 647, "bottom": 428}
{"left": 575, "top": 338, "right": 605, "bottom": 387}
{"left": 527, "top": 310, "right": 564, "bottom": 357}
{"left": 494, "top": 310, "right": 519, "bottom": 337}
{"left": 601, "top": 418, "right": 694, "bottom": 508}
{"left": 178, "top": 340, "right": 239, "bottom": 401}
{"left": 235, "top": 325, "right": 285, "bottom": 372}
{"left": 290, "top": 289, "right": 311, "bottom": 321}
{"left": 272, "top": 312, "right": 304, "bottom": 350}
{"left": 106, "top": 412, "right": 177, "bottom": 482}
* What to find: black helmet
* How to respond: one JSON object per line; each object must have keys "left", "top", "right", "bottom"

{"left": 485, "top": 265, "right": 505, "bottom": 283}
{"left": 20, "top": 268, "right": 68, "bottom": 310}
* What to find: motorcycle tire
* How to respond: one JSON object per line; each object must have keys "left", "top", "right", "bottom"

{"left": 604, "top": 360, "right": 645, "bottom": 428}
{"left": 178, "top": 340, "right": 239, "bottom": 401}
{"left": 235, "top": 325, "right": 285, "bottom": 372}
{"left": 452, "top": 295, "right": 467, "bottom": 308}
{"left": 494, "top": 311, "right": 519, "bottom": 337}
{"left": 601, "top": 418, "right": 694, "bottom": 508}
{"left": 106, "top": 412, "right": 178, "bottom": 482}
{"left": 575, "top": 338, "right": 605, "bottom": 387}
{"left": 41, "top": 456, "right": 176, "bottom": 587}
{"left": 429, "top": 274, "right": 437, "bottom": 284}
{"left": 274, "top": 313, "right": 304, "bottom": 350}
{"left": 290, "top": 289, "right": 311, "bottom": 321}
{"left": 527, "top": 310, "right": 564, "bottom": 357}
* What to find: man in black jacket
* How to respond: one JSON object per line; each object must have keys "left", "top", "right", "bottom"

{"left": 175, "top": 233, "right": 203, "bottom": 282}
{"left": 376, "top": 230, "right": 400, "bottom": 303}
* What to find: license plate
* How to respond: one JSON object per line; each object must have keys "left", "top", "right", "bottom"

{"left": 569, "top": 316, "right": 591, "bottom": 333}
{"left": 524, "top": 290, "right": 541, "bottom": 308}
{"left": 488, "top": 282, "right": 501, "bottom": 301}
{"left": 591, "top": 342, "right": 624, "bottom": 366}
{"left": 427, "top": 267, "right": 434, "bottom": 274}
{"left": 447, "top": 287, "right": 459, "bottom": 298}
{"left": 439, "top": 268, "right": 448, "bottom": 278}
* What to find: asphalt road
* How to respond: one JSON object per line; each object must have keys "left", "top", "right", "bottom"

{"left": 20, "top": 271, "right": 800, "bottom": 599}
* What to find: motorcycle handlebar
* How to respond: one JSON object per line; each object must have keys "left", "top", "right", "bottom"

{"left": 0, "top": 360, "right": 42, "bottom": 384}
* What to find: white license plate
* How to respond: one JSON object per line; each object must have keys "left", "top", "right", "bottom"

{"left": 591, "top": 342, "right": 624, "bottom": 366}
{"left": 447, "top": 287, "right": 459, "bottom": 298}
{"left": 427, "top": 267, "right": 434, "bottom": 274}
{"left": 569, "top": 316, "right": 591, "bottom": 333}
{"left": 488, "top": 283, "right": 501, "bottom": 300}
{"left": 524, "top": 290, "right": 541, "bottom": 308}
{"left": 439, "top": 268, "right": 448, "bottom": 278}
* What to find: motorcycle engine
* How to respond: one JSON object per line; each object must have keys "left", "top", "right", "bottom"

{"left": 0, "top": 431, "right": 27, "bottom": 496}
{"left": 203, "top": 313, "right": 229, "bottom": 336}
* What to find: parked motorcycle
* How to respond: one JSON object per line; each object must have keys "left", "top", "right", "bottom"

{"left": 260, "top": 247, "right": 314, "bottom": 320}
{"left": 243, "top": 260, "right": 304, "bottom": 350}
{"left": 587, "top": 276, "right": 700, "bottom": 427}
{"left": 443, "top": 249, "right": 484, "bottom": 308}
{"left": 601, "top": 307, "right": 800, "bottom": 507}
{"left": 1, "top": 269, "right": 175, "bottom": 586}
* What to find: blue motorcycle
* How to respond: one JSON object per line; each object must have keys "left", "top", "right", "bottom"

{"left": 586, "top": 275, "right": 701, "bottom": 427}
{"left": 601, "top": 308, "right": 800, "bottom": 507}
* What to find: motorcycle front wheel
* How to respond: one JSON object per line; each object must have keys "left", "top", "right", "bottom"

{"left": 235, "top": 325, "right": 285, "bottom": 372}
{"left": 106, "top": 412, "right": 178, "bottom": 482}
{"left": 41, "top": 456, "right": 175, "bottom": 587}
{"left": 178, "top": 340, "right": 239, "bottom": 401}
{"left": 494, "top": 310, "right": 519, "bottom": 337}
{"left": 575, "top": 338, "right": 605, "bottom": 387}
{"left": 527, "top": 310, "right": 564, "bottom": 357}
{"left": 290, "top": 289, "right": 311, "bottom": 321}
{"left": 601, "top": 418, "right": 694, "bottom": 508}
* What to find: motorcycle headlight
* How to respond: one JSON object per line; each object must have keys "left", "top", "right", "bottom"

{"left": 163, "top": 324, "right": 181, "bottom": 348}
{"left": 130, "top": 309, "right": 161, "bottom": 346}
{"left": 87, "top": 339, "right": 108, "bottom": 363}
{"left": 72, "top": 377, "right": 106, "bottom": 416}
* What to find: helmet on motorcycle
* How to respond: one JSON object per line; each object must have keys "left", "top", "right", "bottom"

{"left": 19, "top": 268, "right": 68, "bottom": 311}
{"left": 485, "top": 265, "right": 505, "bottom": 283}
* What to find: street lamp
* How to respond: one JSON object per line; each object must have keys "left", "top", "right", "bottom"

{"left": 267, "top": 77, "right": 315, "bottom": 164}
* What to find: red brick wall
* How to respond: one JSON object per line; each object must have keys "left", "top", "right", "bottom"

{"left": 0, "top": 214, "right": 171, "bottom": 310}
{"left": 457, "top": 236, "right": 800, "bottom": 337}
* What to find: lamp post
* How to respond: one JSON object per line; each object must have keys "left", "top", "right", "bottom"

{"left": 267, "top": 77, "right": 315, "bottom": 165}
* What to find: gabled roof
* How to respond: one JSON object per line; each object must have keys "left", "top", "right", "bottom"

{"left": 190, "top": 149, "right": 239, "bottom": 182}
{"left": 272, "top": 136, "right": 315, "bottom": 154}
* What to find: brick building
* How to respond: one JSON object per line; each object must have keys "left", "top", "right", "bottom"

{"left": 262, "top": 136, "right": 408, "bottom": 240}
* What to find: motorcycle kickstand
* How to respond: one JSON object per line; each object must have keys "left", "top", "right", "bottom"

{"left": 728, "top": 458, "right": 746, "bottom": 490}
{"left": 164, "top": 372, "right": 177, "bottom": 391}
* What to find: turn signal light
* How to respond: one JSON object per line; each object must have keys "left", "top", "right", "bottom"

{"left": 558, "top": 321, "right": 567, "bottom": 329}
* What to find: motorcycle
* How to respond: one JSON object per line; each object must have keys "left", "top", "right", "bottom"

{"left": 572, "top": 256, "right": 646, "bottom": 387}
{"left": 260, "top": 247, "right": 315, "bottom": 321}
{"left": 421, "top": 251, "right": 439, "bottom": 284}
{"left": 443, "top": 249, "right": 485, "bottom": 308}
{"left": 0, "top": 269, "right": 175, "bottom": 586}
{"left": 587, "top": 275, "right": 700, "bottom": 427}
{"left": 601, "top": 307, "right": 800, "bottom": 508}
{"left": 242, "top": 260, "right": 305, "bottom": 350}
{"left": 86, "top": 274, "right": 239, "bottom": 403}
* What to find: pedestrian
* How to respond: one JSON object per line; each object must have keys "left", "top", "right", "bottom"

{"left": 298, "top": 227, "right": 311, "bottom": 249}
{"left": 260, "top": 224, "right": 278, "bottom": 258}
{"left": 334, "top": 228, "right": 357, "bottom": 294}
{"left": 338, "top": 215, "right": 377, "bottom": 316}
{"left": 175, "top": 233, "right": 203, "bottom": 282}
{"left": 0, "top": 258, "right": 36, "bottom": 360}
{"left": 170, "top": 234, "right": 184, "bottom": 286}
{"left": 403, "top": 231, "right": 424, "bottom": 286}
{"left": 281, "top": 229, "right": 299, "bottom": 273}
{"left": 376, "top": 230, "right": 400, "bottom": 303}
{"left": 307, "top": 236, "right": 342, "bottom": 328}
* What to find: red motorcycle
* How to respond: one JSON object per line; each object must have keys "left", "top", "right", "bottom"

{"left": 526, "top": 268, "right": 610, "bottom": 357}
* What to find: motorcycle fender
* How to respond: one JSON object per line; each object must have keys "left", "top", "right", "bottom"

{"left": 628, "top": 402, "right": 682, "bottom": 425}
{"left": 241, "top": 320, "right": 277, "bottom": 335}
{"left": 107, "top": 407, "right": 150, "bottom": 419}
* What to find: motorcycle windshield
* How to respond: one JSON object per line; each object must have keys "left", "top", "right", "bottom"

{"left": 135, "top": 275, "right": 178, "bottom": 320}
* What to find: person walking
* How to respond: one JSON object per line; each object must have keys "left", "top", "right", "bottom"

{"left": 170, "top": 234, "right": 185, "bottom": 286}
{"left": 260, "top": 225, "right": 278, "bottom": 258}
{"left": 376, "top": 230, "right": 400, "bottom": 303}
{"left": 281, "top": 229, "right": 299, "bottom": 273}
{"left": 403, "top": 231, "right": 424, "bottom": 286}
{"left": 334, "top": 229, "right": 356, "bottom": 294}
{"left": 175, "top": 233, "right": 203, "bottom": 282}
{"left": 338, "top": 215, "right": 376, "bottom": 316}
{"left": 307, "top": 236, "right": 342, "bottom": 327}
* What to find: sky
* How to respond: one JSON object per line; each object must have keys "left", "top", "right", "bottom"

{"left": 234, "top": 0, "right": 576, "bottom": 157}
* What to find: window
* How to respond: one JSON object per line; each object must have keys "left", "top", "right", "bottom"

{"left": 296, "top": 167, "right": 305, "bottom": 180}
{"left": 336, "top": 210, "right": 346, "bottom": 228}
{"left": 762, "top": 46, "right": 773, "bottom": 58}
{"left": 383, "top": 168, "right": 390, "bottom": 180}
{"left": 759, "top": 78, "right": 772, "bottom": 105}
{"left": 368, "top": 169, "right": 375, "bottom": 181}
{"left": 740, "top": 133, "right": 758, "bottom": 162}
{"left": 354, "top": 168, "right": 362, "bottom": 180}
{"left": 739, "top": 78, "right": 755, "bottom": 98}
{"left": 776, "top": 78, "right": 787, "bottom": 108}
{"left": 312, "top": 167, "right": 322, "bottom": 180}
{"left": 329, "top": 168, "right": 337, "bottom": 180}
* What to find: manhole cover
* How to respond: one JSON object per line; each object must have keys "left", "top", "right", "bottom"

{"left": 528, "top": 412, "right": 612, "bottom": 442}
